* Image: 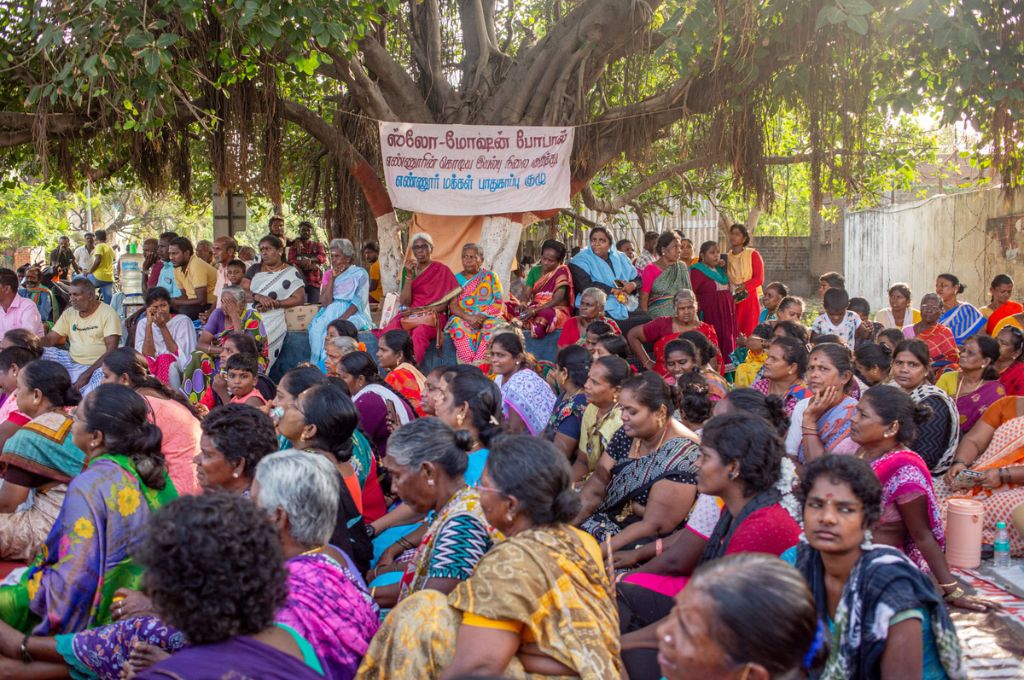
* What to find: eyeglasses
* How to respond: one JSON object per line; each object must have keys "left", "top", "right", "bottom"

{"left": 473, "top": 481, "right": 503, "bottom": 495}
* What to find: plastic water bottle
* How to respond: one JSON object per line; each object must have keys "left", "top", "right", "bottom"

{"left": 994, "top": 521, "right": 1011, "bottom": 568}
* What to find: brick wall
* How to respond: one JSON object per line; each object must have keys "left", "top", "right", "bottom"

{"left": 752, "top": 236, "right": 815, "bottom": 297}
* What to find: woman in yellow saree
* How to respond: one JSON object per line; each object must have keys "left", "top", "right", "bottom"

{"left": 357, "top": 436, "right": 622, "bottom": 680}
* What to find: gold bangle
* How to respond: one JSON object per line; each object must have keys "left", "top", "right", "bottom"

{"left": 943, "top": 586, "right": 965, "bottom": 602}
{"left": 936, "top": 580, "right": 958, "bottom": 589}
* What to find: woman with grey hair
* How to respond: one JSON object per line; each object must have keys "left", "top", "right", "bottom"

{"left": 557, "top": 286, "right": 623, "bottom": 348}
{"left": 372, "top": 418, "right": 495, "bottom": 610}
{"left": 308, "top": 237, "right": 372, "bottom": 367}
{"left": 444, "top": 242, "right": 509, "bottom": 364}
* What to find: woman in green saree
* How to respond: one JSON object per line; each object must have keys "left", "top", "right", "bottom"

{"left": 0, "top": 384, "right": 176, "bottom": 637}
{"left": 639, "top": 232, "right": 691, "bottom": 318}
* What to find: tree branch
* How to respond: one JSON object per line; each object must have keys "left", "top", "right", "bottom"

{"left": 583, "top": 157, "right": 710, "bottom": 213}
{"left": 359, "top": 37, "right": 434, "bottom": 122}
{"left": 408, "top": 0, "right": 458, "bottom": 119}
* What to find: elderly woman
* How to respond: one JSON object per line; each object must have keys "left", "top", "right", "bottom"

{"left": 0, "top": 384, "right": 176, "bottom": 636}
{"left": 569, "top": 226, "right": 643, "bottom": 329}
{"left": 935, "top": 273, "right": 985, "bottom": 346}
{"left": 133, "top": 286, "right": 196, "bottom": 387}
{"left": 726, "top": 224, "right": 764, "bottom": 336}
{"left": 242, "top": 235, "right": 307, "bottom": 369}
{"left": 575, "top": 372, "right": 701, "bottom": 552}
{"left": 905, "top": 293, "right": 959, "bottom": 373}
{"left": 689, "top": 240, "right": 738, "bottom": 359}
{"left": 557, "top": 287, "right": 622, "bottom": 348}
{"left": 519, "top": 239, "right": 573, "bottom": 339}
{"left": 628, "top": 289, "right": 719, "bottom": 376}
{"left": 444, "top": 243, "right": 508, "bottom": 364}
{"left": 308, "top": 238, "right": 372, "bottom": 367}
{"left": 377, "top": 233, "right": 461, "bottom": 364}
{"left": 875, "top": 283, "right": 920, "bottom": 331}
{"left": 371, "top": 418, "right": 495, "bottom": 611}
{"left": 639, "top": 232, "right": 691, "bottom": 318}
{"left": 181, "top": 284, "right": 268, "bottom": 405}
{"left": 358, "top": 435, "right": 623, "bottom": 679}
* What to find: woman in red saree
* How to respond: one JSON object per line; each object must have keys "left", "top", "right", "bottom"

{"left": 627, "top": 289, "right": 718, "bottom": 377}
{"left": 556, "top": 288, "right": 620, "bottom": 348}
{"left": 903, "top": 293, "right": 959, "bottom": 374}
{"left": 377, "top": 232, "right": 461, "bottom": 364}
{"left": 725, "top": 224, "right": 763, "bottom": 336}
{"left": 377, "top": 329, "right": 428, "bottom": 415}
{"left": 982, "top": 274, "right": 1021, "bottom": 335}
{"left": 519, "top": 240, "right": 573, "bottom": 338}
{"left": 689, "top": 241, "right": 737, "bottom": 360}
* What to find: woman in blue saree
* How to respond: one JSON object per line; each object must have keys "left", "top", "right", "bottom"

{"left": 0, "top": 384, "right": 176, "bottom": 636}
{"left": 569, "top": 227, "right": 643, "bottom": 327}
{"left": 936, "top": 273, "right": 985, "bottom": 345}
{"left": 309, "top": 239, "right": 372, "bottom": 366}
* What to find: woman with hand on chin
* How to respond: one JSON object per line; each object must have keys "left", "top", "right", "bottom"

{"left": 785, "top": 343, "right": 860, "bottom": 463}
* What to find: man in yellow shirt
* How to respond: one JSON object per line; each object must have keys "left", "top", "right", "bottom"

{"left": 169, "top": 236, "right": 219, "bottom": 319}
{"left": 87, "top": 229, "right": 116, "bottom": 303}
{"left": 42, "top": 277, "right": 121, "bottom": 394}
{"left": 363, "top": 241, "right": 381, "bottom": 304}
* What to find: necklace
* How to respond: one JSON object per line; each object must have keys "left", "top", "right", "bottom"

{"left": 955, "top": 372, "right": 983, "bottom": 400}
{"left": 630, "top": 421, "right": 672, "bottom": 459}
{"left": 299, "top": 545, "right": 325, "bottom": 557}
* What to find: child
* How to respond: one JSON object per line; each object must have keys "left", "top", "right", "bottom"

{"left": 584, "top": 321, "right": 615, "bottom": 354}
{"left": 811, "top": 288, "right": 860, "bottom": 346}
{"left": 225, "top": 258, "right": 247, "bottom": 287}
{"left": 848, "top": 296, "right": 879, "bottom": 346}
{"left": 759, "top": 282, "right": 789, "bottom": 323}
{"left": 734, "top": 323, "right": 773, "bottom": 387}
{"left": 224, "top": 353, "right": 267, "bottom": 408}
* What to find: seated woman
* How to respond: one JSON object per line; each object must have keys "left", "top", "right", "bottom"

{"left": 556, "top": 287, "right": 621, "bottom": 348}
{"left": 786, "top": 455, "right": 967, "bottom": 679}
{"left": 358, "top": 435, "right": 623, "bottom": 679}
{"left": 785, "top": 343, "right": 860, "bottom": 463}
{"left": 101, "top": 347, "right": 202, "bottom": 495}
{"left": 855, "top": 341, "right": 894, "bottom": 387}
{"left": 936, "top": 273, "right": 985, "bottom": 346}
{"left": 377, "top": 233, "right": 461, "bottom": 365}
{"left": 575, "top": 372, "right": 700, "bottom": 551}
{"left": 0, "top": 384, "right": 176, "bottom": 635}
{"left": 657, "top": 553, "right": 825, "bottom": 680}
{"left": 0, "top": 361, "right": 83, "bottom": 561}
{"left": 851, "top": 385, "right": 983, "bottom": 612}
{"left": 679, "top": 330, "right": 729, "bottom": 400}
{"left": 628, "top": 289, "right": 718, "bottom": 376}
{"left": 371, "top": 419, "right": 495, "bottom": 611}
{"left": 180, "top": 286, "right": 268, "bottom": 406}
{"left": 308, "top": 238, "right": 373, "bottom": 367}
{"left": 444, "top": 243, "right": 508, "bottom": 364}
{"left": 875, "top": 282, "right": 921, "bottom": 332}
{"left": 981, "top": 274, "right": 1020, "bottom": 334}
{"left": 377, "top": 329, "right": 428, "bottom": 415}
{"left": 616, "top": 413, "right": 801, "bottom": 677}
{"left": 489, "top": 332, "right": 556, "bottom": 436}
{"left": 242, "top": 235, "right": 307, "bottom": 369}
{"left": 576, "top": 356, "right": 629, "bottom": 481}
{"left": 569, "top": 226, "right": 644, "bottom": 331}
{"left": 996, "top": 325, "right": 1024, "bottom": 394}
{"left": 133, "top": 286, "right": 196, "bottom": 387}
{"left": 276, "top": 380, "right": 386, "bottom": 526}
{"left": 337, "top": 350, "right": 416, "bottom": 458}
{"left": 544, "top": 345, "right": 592, "bottom": 463}
{"left": 891, "top": 339, "right": 960, "bottom": 474}
{"left": 324, "top": 335, "right": 361, "bottom": 376}
{"left": 939, "top": 395, "right": 1024, "bottom": 555}
{"left": 518, "top": 239, "right": 572, "bottom": 339}
{"left": 936, "top": 334, "right": 1005, "bottom": 435}
{"left": 639, "top": 232, "right": 691, "bottom": 318}
{"left": 0, "top": 347, "right": 42, "bottom": 452}
{"left": 751, "top": 335, "right": 810, "bottom": 415}
{"left": 905, "top": 293, "right": 959, "bottom": 373}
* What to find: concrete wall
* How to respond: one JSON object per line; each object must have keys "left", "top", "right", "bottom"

{"left": 845, "top": 187, "right": 1024, "bottom": 310}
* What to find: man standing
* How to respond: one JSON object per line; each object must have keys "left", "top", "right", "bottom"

{"left": 287, "top": 221, "right": 325, "bottom": 303}
{"left": 170, "top": 236, "right": 219, "bottom": 319}
{"left": 196, "top": 239, "right": 215, "bottom": 265}
{"left": 73, "top": 233, "right": 95, "bottom": 277}
{"left": 267, "top": 215, "right": 293, "bottom": 247}
{"left": 87, "top": 229, "right": 116, "bottom": 303}
{"left": 0, "top": 268, "right": 43, "bottom": 337}
{"left": 42, "top": 277, "right": 120, "bottom": 394}
{"left": 49, "top": 236, "right": 76, "bottom": 281}
{"left": 148, "top": 232, "right": 183, "bottom": 298}
{"left": 211, "top": 236, "right": 238, "bottom": 306}
{"left": 363, "top": 242, "right": 381, "bottom": 304}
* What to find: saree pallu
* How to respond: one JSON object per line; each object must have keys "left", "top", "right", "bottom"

{"left": 985, "top": 301, "right": 1023, "bottom": 335}
{"left": 309, "top": 266, "right": 373, "bottom": 366}
{"left": 794, "top": 543, "right": 965, "bottom": 680}
{"left": 569, "top": 247, "right": 638, "bottom": 321}
{"left": 793, "top": 396, "right": 858, "bottom": 462}
{"left": 525, "top": 265, "right": 573, "bottom": 338}
{"left": 870, "top": 449, "right": 945, "bottom": 570}
{"left": 910, "top": 383, "right": 960, "bottom": 475}
{"left": 907, "top": 323, "right": 960, "bottom": 373}
{"left": 0, "top": 454, "right": 177, "bottom": 635}
{"left": 499, "top": 369, "right": 557, "bottom": 436}
{"left": 180, "top": 308, "right": 267, "bottom": 405}
{"left": 385, "top": 363, "right": 426, "bottom": 415}
{"left": 644, "top": 263, "right": 691, "bottom": 318}
{"left": 726, "top": 247, "right": 763, "bottom": 336}
{"left": 249, "top": 265, "right": 307, "bottom": 368}
{"left": 689, "top": 264, "right": 737, "bottom": 359}
{"left": 445, "top": 269, "right": 507, "bottom": 364}
{"left": 357, "top": 526, "right": 623, "bottom": 680}
{"left": 999, "top": 361, "right": 1024, "bottom": 396}
{"left": 939, "top": 302, "right": 985, "bottom": 346}
{"left": 875, "top": 307, "right": 921, "bottom": 331}
{"left": 935, "top": 414, "right": 1024, "bottom": 556}
{"left": 954, "top": 379, "right": 1005, "bottom": 434}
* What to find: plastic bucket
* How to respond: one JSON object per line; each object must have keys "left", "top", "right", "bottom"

{"left": 946, "top": 498, "right": 985, "bottom": 569}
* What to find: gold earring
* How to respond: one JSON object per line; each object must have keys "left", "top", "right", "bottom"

{"left": 457, "top": 413, "right": 465, "bottom": 427}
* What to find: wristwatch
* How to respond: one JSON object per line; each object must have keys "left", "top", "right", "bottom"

{"left": 365, "top": 524, "right": 377, "bottom": 539}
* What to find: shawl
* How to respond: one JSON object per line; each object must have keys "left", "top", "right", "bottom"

{"left": 700, "top": 488, "right": 781, "bottom": 564}
{"left": 869, "top": 448, "right": 944, "bottom": 570}
{"left": 690, "top": 261, "right": 729, "bottom": 286}
{"left": 647, "top": 263, "right": 692, "bottom": 318}
{"left": 985, "top": 300, "right": 1023, "bottom": 335}
{"left": 499, "top": 369, "right": 557, "bottom": 436}
{"left": 938, "top": 302, "right": 985, "bottom": 345}
{"left": 448, "top": 525, "right": 624, "bottom": 678}
{"left": 0, "top": 411, "right": 84, "bottom": 484}
{"left": 408, "top": 260, "right": 461, "bottom": 309}
{"left": 570, "top": 246, "right": 638, "bottom": 320}
{"left": 909, "top": 383, "right": 960, "bottom": 474}
{"left": 795, "top": 543, "right": 965, "bottom": 680}
{"left": 278, "top": 551, "right": 380, "bottom": 680}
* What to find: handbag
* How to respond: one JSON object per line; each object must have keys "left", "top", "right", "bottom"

{"left": 400, "top": 310, "right": 437, "bottom": 331}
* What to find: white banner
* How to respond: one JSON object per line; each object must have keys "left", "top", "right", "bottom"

{"left": 378, "top": 122, "right": 574, "bottom": 215}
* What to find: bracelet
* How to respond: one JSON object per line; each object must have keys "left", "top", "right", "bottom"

{"left": 19, "top": 633, "right": 32, "bottom": 663}
{"left": 936, "top": 580, "right": 959, "bottom": 589}
{"left": 943, "top": 586, "right": 965, "bottom": 602}
{"left": 801, "top": 426, "right": 818, "bottom": 434}
{"left": 952, "top": 459, "right": 971, "bottom": 468}
{"left": 655, "top": 538, "right": 663, "bottom": 557}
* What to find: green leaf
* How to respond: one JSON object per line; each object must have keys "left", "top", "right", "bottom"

{"left": 156, "top": 33, "right": 178, "bottom": 48}
{"left": 846, "top": 14, "right": 868, "bottom": 35}
{"left": 125, "top": 32, "right": 151, "bottom": 50}
{"left": 142, "top": 48, "right": 161, "bottom": 74}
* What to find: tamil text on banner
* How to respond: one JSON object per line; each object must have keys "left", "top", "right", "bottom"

{"left": 378, "top": 122, "right": 574, "bottom": 216}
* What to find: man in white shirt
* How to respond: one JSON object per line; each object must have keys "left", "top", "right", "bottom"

{"left": 73, "top": 233, "right": 95, "bottom": 274}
